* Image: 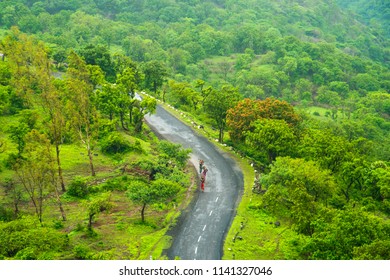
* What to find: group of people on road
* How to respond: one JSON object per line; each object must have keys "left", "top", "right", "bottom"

{"left": 199, "top": 159, "right": 208, "bottom": 192}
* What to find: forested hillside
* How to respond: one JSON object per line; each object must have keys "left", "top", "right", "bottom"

{"left": 336, "top": 0, "right": 389, "bottom": 38}
{"left": 0, "top": 0, "right": 389, "bottom": 260}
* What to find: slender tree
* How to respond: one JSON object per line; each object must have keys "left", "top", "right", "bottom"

{"left": 204, "top": 85, "right": 241, "bottom": 143}
{"left": 133, "top": 96, "right": 157, "bottom": 133}
{"left": 64, "top": 51, "right": 99, "bottom": 176}
{"left": 84, "top": 193, "right": 113, "bottom": 231}
{"left": 2, "top": 27, "right": 68, "bottom": 192}
{"left": 14, "top": 130, "right": 62, "bottom": 224}
{"left": 117, "top": 67, "right": 137, "bottom": 124}
{"left": 142, "top": 60, "right": 167, "bottom": 94}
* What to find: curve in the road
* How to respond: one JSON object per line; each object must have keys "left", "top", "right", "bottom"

{"left": 145, "top": 105, "right": 244, "bottom": 260}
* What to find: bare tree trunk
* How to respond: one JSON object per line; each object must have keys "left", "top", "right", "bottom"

{"left": 141, "top": 203, "right": 146, "bottom": 223}
{"left": 52, "top": 174, "right": 66, "bottom": 221}
{"left": 38, "top": 186, "right": 44, "bottom": 225}
{"left": 129, "top": 107, "right": 133, "bottom": 124}
{"left": 87, "top": 146, "right": 96, "bottom": 176}
{"left": 57, "top": 196, "right": 66, "bottom": 221}
{"left": 55, "top": 144, "right": 66, "bottom": 192}
{"left": 120, "top": 112, "right": 128, "bottom": 130}
{"left": 88, "top": 213, "right": 95, "bottom": 230}
{"left": 219, "top": 128, "right": 224, "bottom": 143}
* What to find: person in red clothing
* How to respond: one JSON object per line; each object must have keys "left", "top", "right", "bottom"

{"left": 200, "top": 177, "right": 205, "bottom": 192}
{"left": 200, "top": 166, "right": 208, "bottom": 192}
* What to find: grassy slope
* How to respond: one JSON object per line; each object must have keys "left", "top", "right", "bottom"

{"left": 0, "top": 107, "right": 198, "bottom": 259}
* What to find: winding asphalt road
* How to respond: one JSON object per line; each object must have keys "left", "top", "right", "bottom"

{"left": 145, "top": 105, "right": 244, "bottom": 260}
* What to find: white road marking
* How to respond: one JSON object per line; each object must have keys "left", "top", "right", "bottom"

{"left": 198, "top": 236, "right": 202, "bottom": 242}
{"left": 203, "top": 225, "right": 207, "bottom": 231}
{"left": 209, "top": 210, "right": 213, "bottom": 216}
{"left": 195, "top": 247, "right": 198, "bottom": 254}
{"left": 215, "top": 197, "right": 219, "bottom": 202}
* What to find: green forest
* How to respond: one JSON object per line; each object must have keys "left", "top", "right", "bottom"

{"left": 0, "top": 0, "right": 389, "bottom": 260}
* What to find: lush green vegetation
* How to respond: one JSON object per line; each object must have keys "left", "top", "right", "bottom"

{"left": 0, "top": 0, "right": 389, "bottom": 260}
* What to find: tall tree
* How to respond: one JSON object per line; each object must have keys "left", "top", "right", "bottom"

{"left": 79, "top": 44, "right": 115, "bottom": 82}
{"left": 204, "top": 85, "right": 241, "bottom": 143}
{"left": 133, "top": 96, "right": 157, "bottom": 133}
{"left": 116, "top": 66, "right": 140, "bottom": 125}
{"left": 246, "top": 119, "right": 297, "bottom": 163}
{"left": 168, "top": 80, "right": 201, "bottom": 111}
{"left": 64, "top": 51, "right": 99, "bottom": 176}
{"left": 38, "top": 63, "right": 68, "bottom": 193}
{"left": 0, "top": 27, "right": 46, "bottom": 108}
{"left": 95, "top": 82, "right": 120, "bottom": 121}
{"left": 227, "top": 98, "right": 301, "bottom": 143}
{"left": 261, "top": 157, "right": 336, "bottom": 235}
{"left": 13, "top": 130, "right": 64, "bottom": 223}
{"left": 2, "top": 27, "right": 68, "bottom": 192}
{"left": 299, "top": 129, "right": 352, "bottom": 173}
{"left": 142, "top": 60, "right": 167, "bottom": 94}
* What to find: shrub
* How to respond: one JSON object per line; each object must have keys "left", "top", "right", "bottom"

{"left": 67, "top": 176, "right": 89, "bottom": 198}
{"left": 101, "top": 132, "right": 131, "bottom": 155}
{"left": 14, "top": 247, "right": 36, "bottom": 260}
{"left": 133, "top": 140, "right": 143, "bottom": 153}
{"left": 0, "top": 216, "right": 68, "bottom": 259}
{"left": 102, "top": 177, "right": 127, "bottom": 191}
{"left": 73, "top": 244, "right": 92, "bottom": 260}
{"left": 52, "top": 219, "right": 64, "bottom": 230}
{"left": 0, "top": 206, "right": 13, "bottom": 222}
{"left": 158, "top": 140, "right": 191, "bottom": 168}
{"left": 98, "top": 119, "right": 116, "bottom": 139}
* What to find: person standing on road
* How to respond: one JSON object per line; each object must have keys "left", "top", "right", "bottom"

{"left": 200, "top": 177, "right": 205, "bottom": 192}
{"left": 202, "top": 166, "right": 208, "bottom": 178}
{"left": 199, "top": 159, "right": 204, "bottom": 173}
{"left": 200, "top": 166, "right": 208, "bottom": 192}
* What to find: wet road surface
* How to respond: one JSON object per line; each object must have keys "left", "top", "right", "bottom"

{"left": 145, "top": 105, "right": 244, "bottom": 260}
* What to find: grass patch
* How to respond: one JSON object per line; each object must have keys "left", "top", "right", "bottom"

{"left": 300, "top": 105, "right": 347, "bottom": 122}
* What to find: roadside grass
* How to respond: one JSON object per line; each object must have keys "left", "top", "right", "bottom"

{"left": 223, "top": 196, "right": 305, "bottom": 260}
{"left": 221, "top": 149, "right": 304, "bottom": 260}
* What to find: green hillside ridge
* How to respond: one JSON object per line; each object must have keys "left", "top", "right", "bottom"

{"left": 1, "top": 0, "right": 390, "bottom": 260}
